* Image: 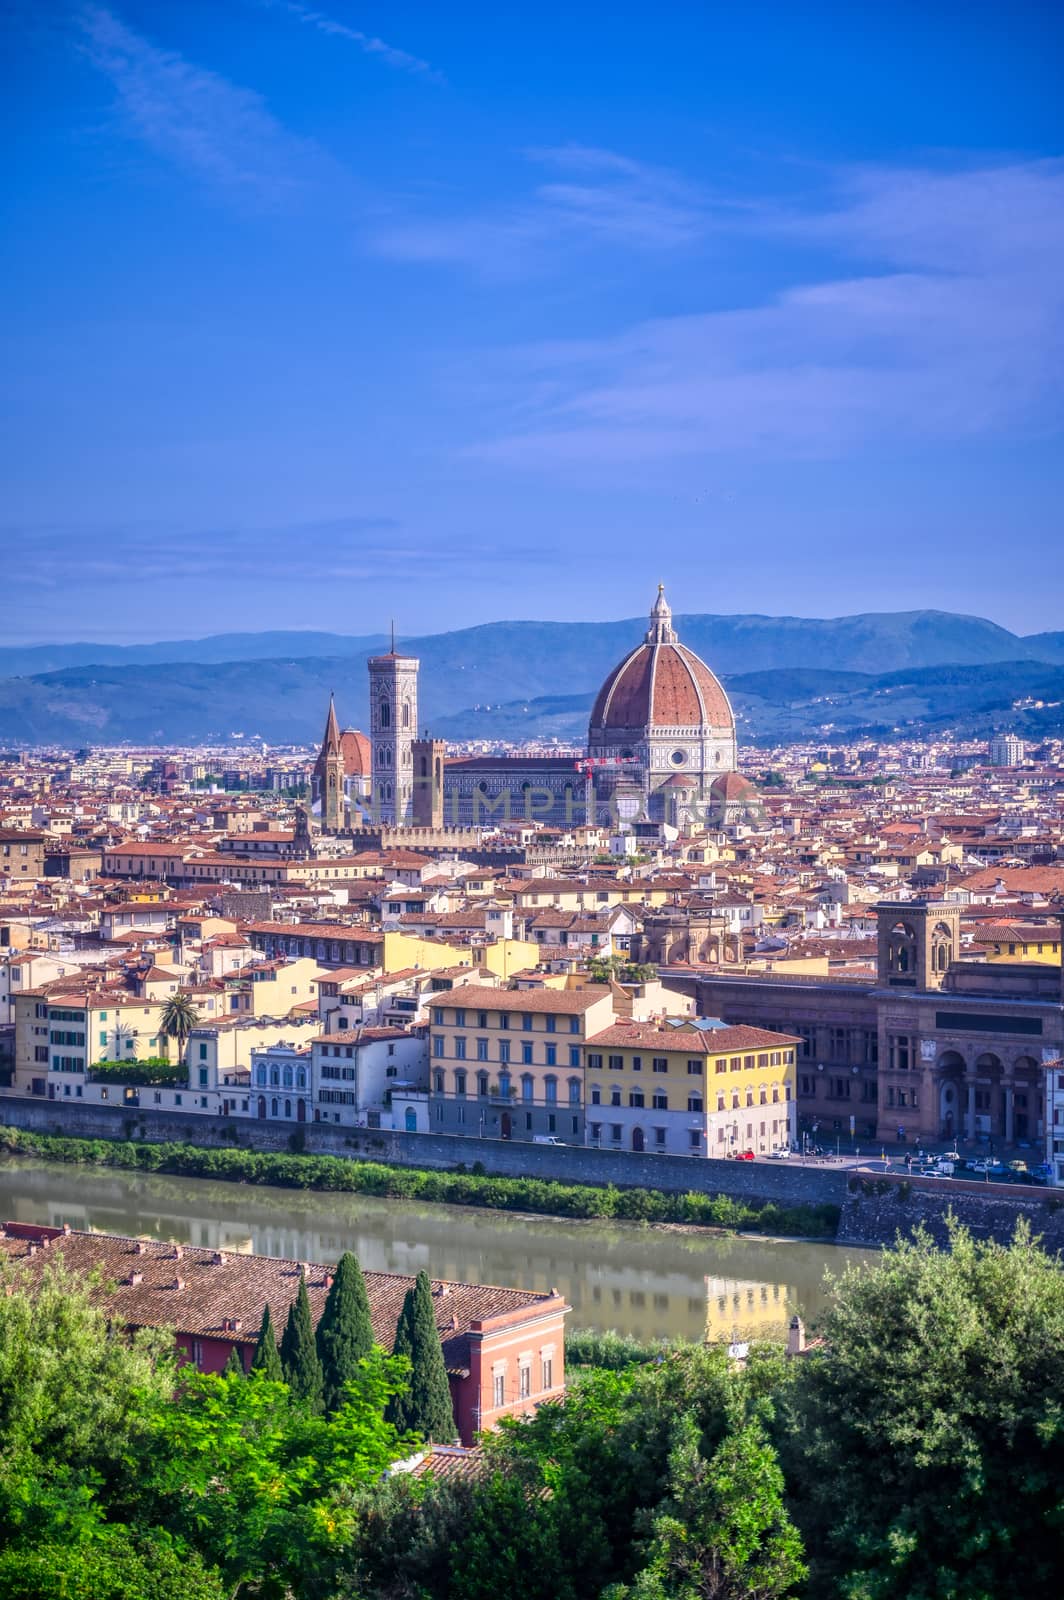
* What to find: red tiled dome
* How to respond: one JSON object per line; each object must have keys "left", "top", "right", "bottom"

{"left": 590, "top": 588, "right": 734, "bottom": 735}
{"left": 710, "top": 771, "right": 757, "bottom": 801}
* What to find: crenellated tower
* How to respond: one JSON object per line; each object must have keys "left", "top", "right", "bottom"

{"left": 368, "top": 631, "right": 419, "bottom": 824}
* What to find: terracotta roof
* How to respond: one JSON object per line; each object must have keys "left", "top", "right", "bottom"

{"left": 586, "top": 1020, "right": 802, "bottom": 1052}
{"left": 438, "top": 983, "right": 610, "bottom": 1014}
{"left": 590, "top": 641, "right": 733, "bottom": 733}
{"left": 0, "top": 1226, "right": 565, "bottom": 1377}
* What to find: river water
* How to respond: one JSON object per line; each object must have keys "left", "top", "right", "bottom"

{"left": 0, "top": 1156, "right": 869, "bottom": 1344}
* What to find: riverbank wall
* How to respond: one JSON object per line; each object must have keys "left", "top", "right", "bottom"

{"left": 837, "top": 1171, "right": 1064, "bottom": 1253}
{"left": 0, "top": 1097, "right": 846, "bottom": 1208}
{"left": 4, "top": 1099, "right": 1059, "bottom": 1250}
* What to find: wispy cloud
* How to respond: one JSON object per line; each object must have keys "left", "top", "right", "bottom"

{"left": 262, "top": 0, "right": 442, "bottom": 81}
{"left": 466, "top": 159, "right": 1064, "bottom": 463}
{"left": 72, "top": 4, "right": 332, "bottom": 204}
{"left": 371, "top": 144, "right": 717, "bottom": 274}
{"left": 8, "top": 516, "right": 546, "bottom": 587}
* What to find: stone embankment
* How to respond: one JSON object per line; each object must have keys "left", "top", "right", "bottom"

{"left": 0, "top": 1098, "right": 844, "bottom": 1207}
{"left": 3, "top": 1099, "right": 1060, "bottom": 1249}
{"left": 837, "top": 1171, "right": 1064, "bottom": 1252}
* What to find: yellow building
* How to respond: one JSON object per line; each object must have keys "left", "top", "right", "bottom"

{"left": 429, "top": 983, "right": 616, "bottom": 1142}
{"left": 973, "top": 922, "right": 1062, "bottom": 965}
{"left": 382, "top": 929, "right": 540, "bottom": 981}
{"left": 584, "top": 1019, "right": 799, "bottom": 1157}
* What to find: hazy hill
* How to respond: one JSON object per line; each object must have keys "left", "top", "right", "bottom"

{"left": 3, "top": 654, "right": 1063, "bottom": 748}
{"left": 1, "top": 608, "right": 1058, "bottom": 684}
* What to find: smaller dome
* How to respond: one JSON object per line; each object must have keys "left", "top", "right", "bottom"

{"left": 710, "top": 772, "right": 757, "bottom": 801}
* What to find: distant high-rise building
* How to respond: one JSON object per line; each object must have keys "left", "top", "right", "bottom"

{"left": 988, "top": 731, "right": 1025, "bottom": 767}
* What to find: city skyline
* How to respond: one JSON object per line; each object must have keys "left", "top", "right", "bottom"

{"left": 3, "top": 1, "right": 1063, "bottom": 641}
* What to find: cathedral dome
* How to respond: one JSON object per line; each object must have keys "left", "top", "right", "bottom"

{"left": 589, "top": 586, "right": 734, "bottom": 736}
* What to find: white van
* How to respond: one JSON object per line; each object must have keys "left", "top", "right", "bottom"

{"left": 532, "top": 1135, "right": 564, "bottom": 1146}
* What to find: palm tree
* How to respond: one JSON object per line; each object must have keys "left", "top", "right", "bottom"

{"left": 158, "top": 993, "right": 200, "bottom": 1063}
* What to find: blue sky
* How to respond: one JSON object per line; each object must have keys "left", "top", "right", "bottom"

{"left": 3, "top": 1, "right": 1063, "bottom": 643}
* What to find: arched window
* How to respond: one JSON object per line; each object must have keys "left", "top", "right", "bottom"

{"left": 256, "top": 1065, "right": 267, "bottom": 1086}
{"left": 284, "top": 1099, "right": 292, "bottom": 1119}
{"left": 283, "top": 1065, "right": 293, "bottom": 1088}
{"left": 568, "top": 1077, "right": 581, "bottom": 1106}
{"left": 270, "top": 1097, "right": 279, "bottom": 1117}
{"left": 402, "top": 701, "right": 410, "bottom": 728}
{"left": 521, "top": 1074, "right": 534, "bottom": 1102}
{"left": 544, "top": 1076, "right": 557, "bottom": 1105}
{"left": 296, "top": 1067, "right": 306, "bottom": 1089}
{"left": 420, "top": 755, "right": 428, "bottom": 778}
{"left": 380, "top": 701, "right": 391, "bottom": 729}
{"left": 270, "top": 1068, "right": 280, "bottom": 1087}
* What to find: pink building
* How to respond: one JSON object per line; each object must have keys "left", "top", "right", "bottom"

{"left": 1, "top": 1222, "right": 567, "bottom": 1445}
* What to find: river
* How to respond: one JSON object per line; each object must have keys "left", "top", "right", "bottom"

{"left": 0, "top": 1156, "right": 869, "bottom": 1344}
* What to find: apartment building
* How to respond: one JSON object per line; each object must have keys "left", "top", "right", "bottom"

{"left": 585, "top": 1019, "right": 799, "bottom": 1156}
{"left": 429, "top": 984, "right": 616, "bottom": 1142}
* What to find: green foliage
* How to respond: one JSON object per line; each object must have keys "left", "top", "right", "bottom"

{"left": 251, "top": 1301, "right": 283, "bottom": 1380}
{"left": 157, "top": 994, "right": 200, "bottom": 1057}
{"left": 223, "top": 1345, "right": 246, "bottom": 1379}
{"left": 280, "top": 1278, "right": 324, "bottom": 1413}
{"left": 317, "top": 1251, "right": 375, "bottom": 1415}
{"left": 389, "top": 1270, "right": 458, "bottom": 1443}
{"left": 789, "top": 1219, "right": 1064, "bottom": 1599}
{"left": 565, "top": 1327, "right": 678, "bottom": 1370}
{"left": 138, "top": 1353, "right": 412, "bottom": 1596}
{"left": 0, "top": 1257, "right": 174, "bottom": 1547}
{"left": 91, "top": 1058, "right": 186, "bottom": 1086}
{"left": 0, "top": 1527, "right": 227, "bottom": 1600}
{"left": 0, "top": 1128, "right": 840, "bottom": 1239}
{"left": 586, "top": 953, "right": 658, "bottom": 986}
{"left": 610, "top": 1415, "right": 805, "bottom": 1600}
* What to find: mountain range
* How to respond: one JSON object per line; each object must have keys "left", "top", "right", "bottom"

{"left": 2, "top": 610, "right": 1063, "bottom": 747}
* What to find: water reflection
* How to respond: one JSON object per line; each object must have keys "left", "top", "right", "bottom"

{"left": 0, "top": 1157, "right": 870, "bottom": 1344}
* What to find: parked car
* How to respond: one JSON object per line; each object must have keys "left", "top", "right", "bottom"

{"left": 1029, "top": 1163, "right": 1054, "bottom": 1181}
{"left": 971, "top": 1158, "right": 1006, "bottom": 1175}
{"left": 1007, "top": 1159, "right": 1028, "bottom": 1174}
{"left": 768, "top": 1147, "right": 790, "bottom": 1159}
{"left": 735, "top": 1150, "right": 756, "bottom": 1161}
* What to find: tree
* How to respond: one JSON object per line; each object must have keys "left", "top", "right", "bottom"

{"left": 250, "top": 1302, "right": 283, "bottom": 1381}
{"left": 613, "top": 1415, "right": 805, "bottom": 1600}
{"left": 317, "top": 1251, "right": 375, "bottom": 1414}
{"left": 790, "top": 1220, "right": 1064, "bottom": 1600}
{"left": 0, "top": 1258, "right": 174, "bottom": 1548}
{"left": 158, "top": 993, "right": 200, "bottom": 1063}
{"left": 586, "top": 954, "right": 657, "bottom": 986}
{"left": 280, "top": 1278, "right": 324, "bottom": 1412}
{"left": 0, "top": 1527, "right": 227, "bottom": 1600}
{"left": 388, "top": 1271, "right": 457, "bottom": 1442}
{"left": 222, "top": 1346, "right": 246, "bottom": 1380}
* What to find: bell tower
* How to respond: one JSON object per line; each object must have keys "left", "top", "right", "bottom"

{"left": 318, "top": 694, "right": 345, "bottom": 834}
{"left": 877, "top": 900, "right": 960, "bottom": 990}
{"left": 368, "top": 628, "right": 419, "bottom": 825}
{"left": 411, "top": 737, "right": 446, "bottom": 828}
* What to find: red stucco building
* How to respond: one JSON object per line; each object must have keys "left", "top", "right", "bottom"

{"left": 1, "top": 1221, "right": 567, "bottom": 1445}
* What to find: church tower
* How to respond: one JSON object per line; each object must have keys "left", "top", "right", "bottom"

{"left": 368, "top": 632, "right": 419, "bottom": 825}
{"left": 411, "top": 737, "right": 445, "bottom": 828}
{"left": 319, "top": 694, "right": 345, "bottom": 833}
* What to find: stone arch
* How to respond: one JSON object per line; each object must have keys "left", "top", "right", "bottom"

{"left": 886, "top": 920, "right": 917, "bottom": 976}
{"left": 931, "top": 921, "right": 953, "bottom": 974}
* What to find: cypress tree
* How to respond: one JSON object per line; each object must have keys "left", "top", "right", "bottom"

{"left": 316, "top": 1251, "right": 375, "bottom": 1414}
{"left": 250, "top": 1303, "right": 283, "bottom": 1381}
{"left": 280, "top": 1278, "right": 324, "bottom": 1412}
{"left": 222, "top": 1345, "right": 246, "bottom": 1379}
{"left": 388, "top": 1271, "right": 457, "bottom": 1442}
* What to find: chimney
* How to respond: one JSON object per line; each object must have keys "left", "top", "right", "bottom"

{"left": 213, "top": 1251, "right": 226, "bottom": 1266}
{"left": 173, "top": 1277, "right": 185, "bottom": 1291}
{"left": 135, "top": 1240, "right": 147, "bottom": 1254}
{"left": 787, "top": 1315, "right": 806, "bottom": 1356}
{"left": 129, "top": 1271, "right": 143, "bottom": 1286}
{"left": 62, "top": 1222, "right": 71, "bottom": 1234}
{"left": 173, "top": 1245, "right": 183, "bottom": 1260}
